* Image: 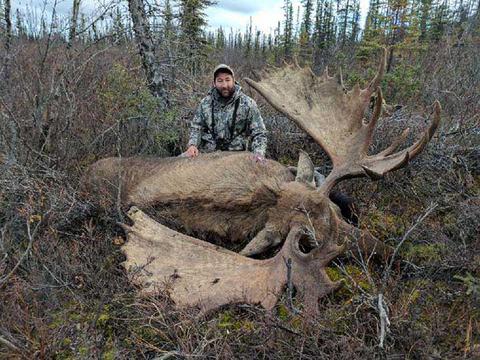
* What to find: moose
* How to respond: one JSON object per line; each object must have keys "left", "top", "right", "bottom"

{"left": 85, "top": 52, "right": 440, "bottom": 312}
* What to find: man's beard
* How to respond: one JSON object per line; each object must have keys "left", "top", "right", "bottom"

{"left": 217, "top": 85, "right": 235, "bottom": 99}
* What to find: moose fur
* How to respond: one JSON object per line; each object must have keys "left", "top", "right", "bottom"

{"left": 85, "top": 151, "right": 383, "bottom": 255}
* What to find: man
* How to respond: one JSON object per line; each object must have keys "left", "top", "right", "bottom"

{"left": 183, "top": 64, "right": 267, "bottom": 159}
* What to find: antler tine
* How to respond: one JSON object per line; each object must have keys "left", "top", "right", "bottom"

{"left": 378, "top": 128, "right": 410, "bottom": 157}
{"left": 362, "top": 87, "right": 384, "bottom": 153}
{"left": 363, "top": 48, "right": 387, "bottom": 99}
{"left": 407, "top": 101, "right": 441, "bottom": 158}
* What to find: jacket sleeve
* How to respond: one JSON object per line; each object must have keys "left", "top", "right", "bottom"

{"left": 188, "top": 101, "right": 205, "bottom": 148}
{"left": 248, "top": 100, "right": 268, "bottom": 156}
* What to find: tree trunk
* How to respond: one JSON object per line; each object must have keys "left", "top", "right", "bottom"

{"left": 3, "top": 0, "right": 12, "bottom": 64}
{"left": 127, "top": 0, "right": 169, "bottom": 110}
{"left": 3, "top": 0, "right": 18, "bottom": 164}
{"left": 68, "top": 0, "right": 81, "bottom": 47}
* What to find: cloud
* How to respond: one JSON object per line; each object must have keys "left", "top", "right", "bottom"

{"left": 206, "top": 0, "right": 295, "bottom": 33}
{"left": 11, "top": 0, "right": 371, "bottom": 36}
{"left": 11, "top": 0, "right": 112, "bottom": 17}
{"left": 207, "top": 0, "right": 370, "bottom": 34}
{"left": 215, "top": 0, "right": 262, "bottom": 14}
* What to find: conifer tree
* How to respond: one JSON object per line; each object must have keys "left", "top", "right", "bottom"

{"left": 283, "top": 0, "right": 294, "bottom": 59}
{"left": 15, "top": 9, "right": 25, "bottom": 38}
{"left": 178, "top": 0, "right": 214, "bottom": 74}
{"left": 244, "top": 17, "right": 252, "bottom": 56}
{"left": 302, "top": 0, "right": 314, "bottom": 37}
{"left": 216, "top": 26, "right": 225, "bottom": 49}
{"left": 419, "top": 0, "right": 432, "bottom": 40}
{"left": 112, "top": 6, "right": 125, "bottom": 44}
{"left": 349, "top": 0, "right": 360, "bottom": 43}
{"left": 429, "top": 0, "right": 450, "bottom": 41}
{"left": 162, "top": 0, "right": 175, "bottom": 45}
{"left": 338, "top": 0, "right": 351, "bottom": 45}
{"left": 299, "top": 0, "right": 314, "bottom": 65}
{"left": 128, "top": 0, "right": 169, "bottom": 107}
{"left": 254, "top": 29, "right": 261, "bottom": 55}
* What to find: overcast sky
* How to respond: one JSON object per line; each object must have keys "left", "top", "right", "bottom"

{"left": 11, "top": 0, "right": 370, "bottom": 34}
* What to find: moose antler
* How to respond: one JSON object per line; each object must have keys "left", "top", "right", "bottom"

{"left": 245, "top": 50, "right": 441, "bottom": 193}
{"left": 119, "top": 207, "right": 346, "bottom": 314}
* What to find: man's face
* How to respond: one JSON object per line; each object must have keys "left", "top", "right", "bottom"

{"left": 214, "top": 72, "right": 235, "bottom": 99}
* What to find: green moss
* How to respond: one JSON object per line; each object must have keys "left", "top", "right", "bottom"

{"left": 49, "top": 307, "right": 72, "bottom": 329}
{"left": 219, "top": 312, "right": 234, "bottom": 328}
{"left": 403, "top": 244, "right": 445, "bottom": 263}
{"left": 102, "top": 350, "right": 116, "bottom": 360}
{"left": 291, "top": 316, "right": 303, "bottom": 330}
{"left": 326, "top": 265, "right": 372, "bottom": 299}
{"left": 217, "top": 311, "right": 256, "bottom": 332}
{"left": 53, "top": 350, "right": 74, "bottom": 360}
{"left": 277, "top": 304, "right": 289, "bottom": 320}
{"left": 363, "top": 208, "right": 405, "bottom": 240}
{"left": 324, "top": 308, "right": 351, "bottom": 334}
{"left": 137, "top": 326, "right": 159, "bottom": 343}
{"left": 237, "top": 320, "right": 256, "bottom": 332}
{"left": 97, "top": 313, "right": 111, "bottom": 327}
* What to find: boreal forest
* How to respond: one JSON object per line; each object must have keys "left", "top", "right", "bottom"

{"left": 0, "top": 0, "right": 479, "bottom": 358}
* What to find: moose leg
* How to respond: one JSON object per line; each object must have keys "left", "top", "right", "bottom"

{"left": 239, "top": 228, "right": 281, "bottom": 256}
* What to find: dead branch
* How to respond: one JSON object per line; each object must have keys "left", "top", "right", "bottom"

{"left": 381, "top": 201, "right": 438, "bottom": 289}
{"left": 377, "top": 293, "right": 390, "bottom": 350}
{"left": 377, "top": 202, "right": 438, "bottom": 350}
{"left": 0, "top": 335, "right": 22, "bottom": 354}
{"left": 0, "top": 215, "right": 43, "bottom": 287}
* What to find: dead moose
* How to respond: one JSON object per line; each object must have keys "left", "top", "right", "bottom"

{"left": 85, "top": 52, "right": 440, "bottom": 312}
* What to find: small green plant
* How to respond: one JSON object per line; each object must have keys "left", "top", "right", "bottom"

{"left": 454, "top": 273, "right": 480, "bottom": 298}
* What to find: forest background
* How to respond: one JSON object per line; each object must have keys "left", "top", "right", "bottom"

{"left": 0, "top": 0, "right": 479, "bottom": 358}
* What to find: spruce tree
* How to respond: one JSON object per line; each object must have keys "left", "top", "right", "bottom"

{"left": 216, "top": 26, "right": 225, "bottom": 49}
{"left": 254, "top": 29, "right": 261, "bottom": 55}
{"left": 302, "top": 0, "right": 314, "bottom": 38}
{"left": 283, "top": 0, "right": 294, "bottom": 59}
{"left": 299, "top": 0, "right": 314, "bottom": 65}
{"left": 244, "top": 17, "right": 252, "bottom": 56}
{"left": 178, "top": 0, "right": 214, "bottom": 74}
{"left": 15, "top": 8, "right": 25, "bottom": 38}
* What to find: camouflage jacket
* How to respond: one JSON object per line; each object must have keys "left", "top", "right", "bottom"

{"left": 187, "top": 84, "right": 267, "bottom": 156}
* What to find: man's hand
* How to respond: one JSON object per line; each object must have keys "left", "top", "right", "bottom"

{"left": 184, "top": 146, "right": 199, "bottom": 158}
{"left": 253, "top": 154, "right": 266, "bottom": 163}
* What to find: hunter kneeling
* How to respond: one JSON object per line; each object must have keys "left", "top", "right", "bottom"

{"left": 183, "top": 64, "right": 267, "bottom": 161}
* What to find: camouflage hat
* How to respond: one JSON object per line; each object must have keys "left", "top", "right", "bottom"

{"left": 213, "top": 64, "right": 234, "bottom": 80}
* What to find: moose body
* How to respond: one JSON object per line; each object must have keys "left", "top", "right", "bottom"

{"left": 85, "top": 151, "right": 353, "bottom": 254}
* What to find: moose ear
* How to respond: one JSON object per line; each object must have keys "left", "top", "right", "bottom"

{"left": 295, "top": 150, "right": 315, "bottom": 186}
